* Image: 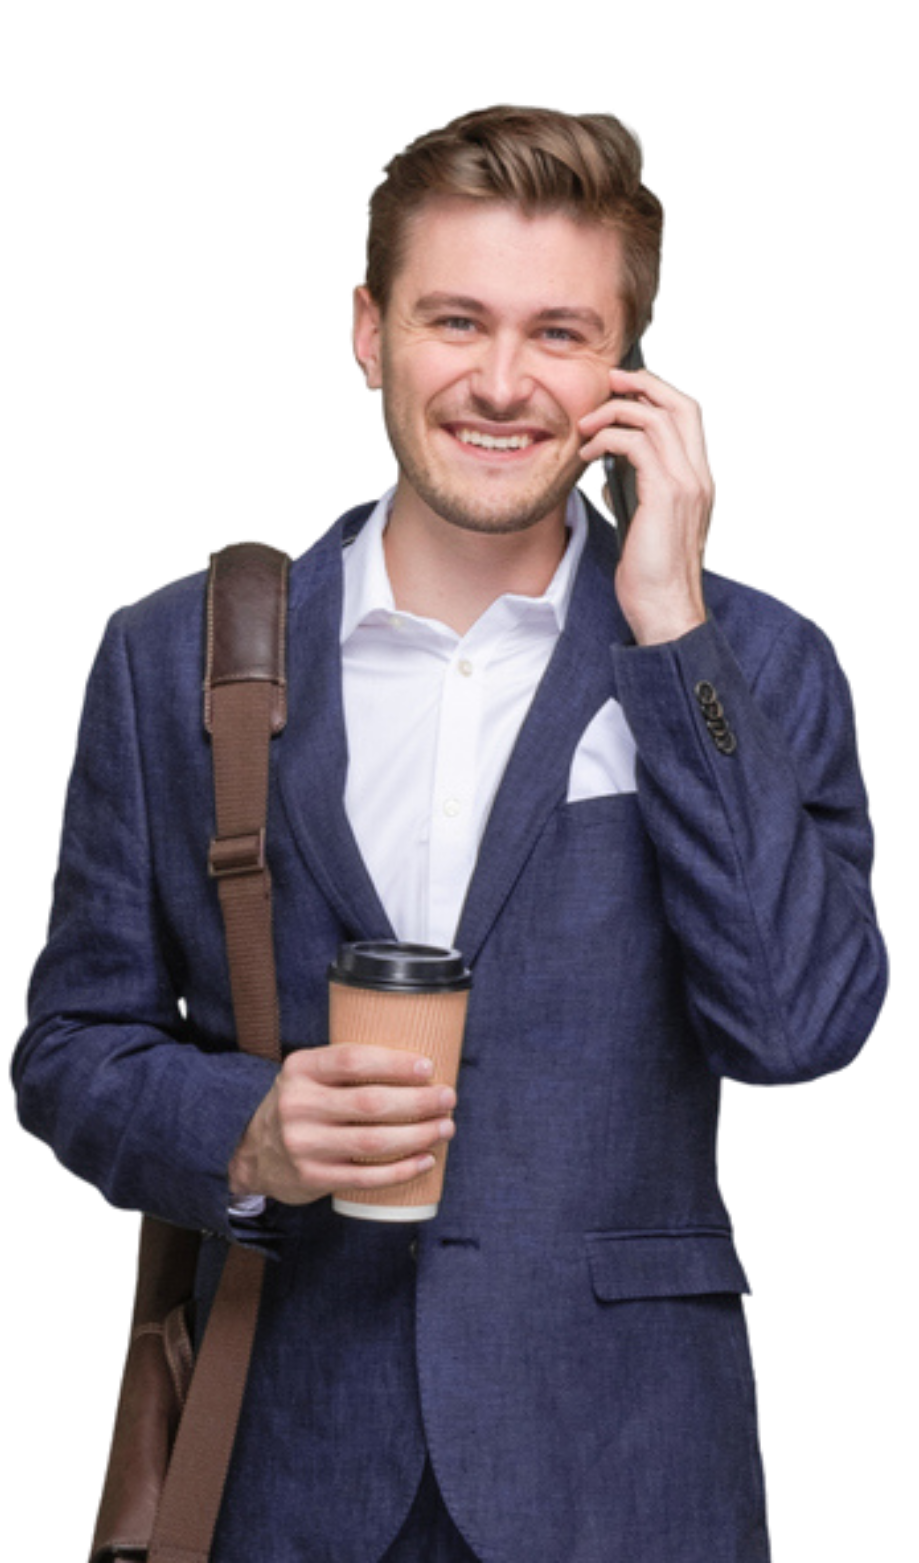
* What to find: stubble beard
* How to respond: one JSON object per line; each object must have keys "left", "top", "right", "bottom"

{"left": 382, "top": 392, "right": 582, "bottom": 538}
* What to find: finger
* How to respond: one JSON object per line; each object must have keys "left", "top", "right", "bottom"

{"left": 579, "top": 364, "right": 677, "bottom": 423}
{"left": 605, "top": 368, "right": 711, "bottom": 479}
{"left": 605, "top": 364, "right": 692, "bottom": 411}
{"left": 273, "top": 1090, "right": 454, "bottom": 1171}
{"left": 583, "top": 367, "right": 708, "bottom": 473}
{"left": 580, "top": 377, "right": 697, "bottom": 457}
{"left": 339, "top": 1115, "right": 456, "bottom": 1167}
{"left": 292, "top": 1116, "right": 454, "bottom": 1181}
{"left": 328, "top": 1151, "right": 440, "bottom": 1191}
{"left": 581, "top": 381, "right": 709, "bottom": 490}
{"left": 323, "top": 1080, "right": 458, "bottom": 1125}
{"left": 288, "top": 1043, "right": 437, "bottom": 1086}
{"left": 578, "top": 399, "right": 698, "bottom": 485}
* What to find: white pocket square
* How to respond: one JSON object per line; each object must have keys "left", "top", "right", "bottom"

{"left": 566, "top": 698, "right": 637, "bottom": 801}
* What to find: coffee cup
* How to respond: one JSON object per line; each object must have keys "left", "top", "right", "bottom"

{"left": 328, "top": 940, "right": 471, "bottom": 1221}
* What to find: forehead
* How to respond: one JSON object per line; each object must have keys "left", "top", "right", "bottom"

{"left": 393, "top": 196, "right": 625, "bottom": 321}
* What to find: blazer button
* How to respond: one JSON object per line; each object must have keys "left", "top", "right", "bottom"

{"left": 694, "top": 679, "right": 736, "bottom": 752}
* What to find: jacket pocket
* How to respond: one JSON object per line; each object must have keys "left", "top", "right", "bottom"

{"left": 586, "top": 1227, "right": 750, "bottom": 1302}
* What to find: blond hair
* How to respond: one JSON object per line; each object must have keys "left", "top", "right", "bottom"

{"left": 366, "top": 105, "right": 664, "bottom": 347}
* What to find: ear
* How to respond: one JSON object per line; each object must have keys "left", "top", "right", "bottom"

{"left": 353, "top": 286, "right": 383, "bottom": 388}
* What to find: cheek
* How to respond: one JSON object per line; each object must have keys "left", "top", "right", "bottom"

{"left": 572, "top": 359, "right": 612, "bottom": 418}
{"left": 384, "top": 344, "right": 469, "bottom": 415}
{"left": 544, "top": 360, "right": 612, "bottom": 423}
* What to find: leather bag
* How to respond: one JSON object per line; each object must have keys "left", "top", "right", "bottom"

{"left": 90, "top": 542, "right": 290, "bottom": 1563}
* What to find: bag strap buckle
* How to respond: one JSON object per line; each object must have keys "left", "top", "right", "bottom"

{"left": 207, "top": 828, "right": 266, "bottom": 880}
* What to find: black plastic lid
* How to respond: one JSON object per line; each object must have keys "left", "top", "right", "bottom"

{"left": 329, "top": 940, "right": 471, "bottom": 993}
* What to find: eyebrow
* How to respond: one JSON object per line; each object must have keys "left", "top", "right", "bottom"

{"left": 413, "top": 294, "right": 607, "bottom": 334}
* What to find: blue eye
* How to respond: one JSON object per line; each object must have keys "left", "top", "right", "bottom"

{"left": 429, "top": 316, "right": 582, "bottom": 344}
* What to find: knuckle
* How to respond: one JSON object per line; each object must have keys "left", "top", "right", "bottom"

{"left": 280, "top": 1049, "right": 310, "bottom": 1082}
{"left": 329, "top": 1042, "right": 361, "bottom": 1074}
{"left": 353, "top": 1125, "right": 386, "bottom": 1158}
{"left": 275, "top": 1085, "right": 300, "bottom": 1128}
{"left": 353, "top": 1084, "right": 386, "bottom": 1119}
{"left": 276, "top": 1104, "right": 320, "bottom": 1165}
{"left": 282, "top": 1058, "right": 318, "bottom": 1100}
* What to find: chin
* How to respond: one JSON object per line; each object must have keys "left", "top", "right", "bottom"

{"left": 405, "top": 463, "right": 582, "bottom": 539}
{"left": 433, "top": 500, "right": 555, "bottom": 536}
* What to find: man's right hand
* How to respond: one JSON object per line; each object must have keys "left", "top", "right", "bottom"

{"left": 228, "top": 1044, "right": 457, "bottom": 1205}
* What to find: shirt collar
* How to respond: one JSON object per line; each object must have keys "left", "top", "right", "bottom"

{"left": 340, "top": 486, "right": 589, "bottom": 645}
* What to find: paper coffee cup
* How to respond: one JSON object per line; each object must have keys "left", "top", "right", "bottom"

{"left": 328, "top": 941, "right": 471, "bottom": 1222}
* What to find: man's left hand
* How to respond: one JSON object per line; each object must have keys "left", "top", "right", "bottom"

{"left": 578, "top": 366, "right": 714, "bottom": 646}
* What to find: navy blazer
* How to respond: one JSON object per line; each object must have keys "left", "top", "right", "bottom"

{"left": 14, "top": 499, "right": 887, "bottom": 1563}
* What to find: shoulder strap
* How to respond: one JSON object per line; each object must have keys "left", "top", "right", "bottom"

{"left": 204, "top": 542, "right": 289, "bottom": 1059}
{"left": 147, "top": 543, "right": 290, "bottom": 1563}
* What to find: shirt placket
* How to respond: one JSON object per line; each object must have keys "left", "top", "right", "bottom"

{"left": 426, "top": 644, "right": 485, "bottom": 949}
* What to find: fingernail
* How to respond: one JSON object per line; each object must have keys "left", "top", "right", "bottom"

{"left": 439, "top": 1087, "right": 457, "bottom": 1109}
{"left": 415, "top": 1057, "right": 434, "bottom": 1076}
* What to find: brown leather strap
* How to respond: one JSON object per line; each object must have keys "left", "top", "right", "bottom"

{"left": 204, "top": 540, "right": 288, "bottom": 739}
{"left": 147, "top": 543, "right": 290, "bottom": 1563}
{"left": 207, "top": 683, "right": 281, "bottom": 1060}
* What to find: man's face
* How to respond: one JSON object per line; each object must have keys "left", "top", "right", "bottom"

{"left": 353, "top": 197, "right": 628, "bottom": 538}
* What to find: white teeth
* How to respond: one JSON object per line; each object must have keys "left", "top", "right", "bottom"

{"left": 455, "top": 428, "right": 534, "bottom": 451}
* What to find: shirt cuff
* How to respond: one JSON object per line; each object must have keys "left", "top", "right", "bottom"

{"left": 228, "top": 1193, "right": 268, "bottom": 1221}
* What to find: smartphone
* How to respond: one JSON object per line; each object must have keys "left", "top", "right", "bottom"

{"left": 602, "top": 339, "right": 644, "bottom": 541}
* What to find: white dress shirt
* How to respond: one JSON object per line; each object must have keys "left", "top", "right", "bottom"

{"left": 341, "top": 488, "right": 636, "bottom": 950}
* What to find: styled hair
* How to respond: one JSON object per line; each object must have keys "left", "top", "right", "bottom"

{"left": 366, "top": 104, "right": 664, "bottom": 347}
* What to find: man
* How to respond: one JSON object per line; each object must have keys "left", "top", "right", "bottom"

{"left": 14, "top": 106, "right": 886, "bottom": 1563}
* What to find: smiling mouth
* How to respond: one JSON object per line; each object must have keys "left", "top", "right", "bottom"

{"left": 446, "top": 424, "right": 549, "bottom": 455}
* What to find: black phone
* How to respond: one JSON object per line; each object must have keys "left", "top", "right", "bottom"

{"left": 602, "top": 339, "right": 644, "bottom": 542}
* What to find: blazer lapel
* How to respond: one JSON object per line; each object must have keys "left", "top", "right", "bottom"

{"left": 454, "top": 504, "right": 631, "bottom": 966}
{"left": 276, "top": 509, "right": 396, "bottom": 942}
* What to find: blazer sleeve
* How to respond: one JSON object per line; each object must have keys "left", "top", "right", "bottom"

{"left": 611, "top": 609, "right": 888, "bottom": 1084}
{"left": 12, "top": 610, "right": 278, "bottom": 1237}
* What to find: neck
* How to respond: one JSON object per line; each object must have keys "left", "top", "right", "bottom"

{"left": 383, "top": 487, "right": 570, "bottom": 637}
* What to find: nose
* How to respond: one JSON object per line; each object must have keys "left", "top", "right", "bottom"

{"left": 468, "top": 330, "right": 534, "bottom": 417}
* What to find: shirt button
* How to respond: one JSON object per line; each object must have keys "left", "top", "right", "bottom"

{"left": 389, "top": 615, "right": 403, "bottom": 631}
{"left": 443, "top": 799, "right": 462, "bottom": 818}
{"left": 458, "top": 659, "right": 474, "bottom": 677}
